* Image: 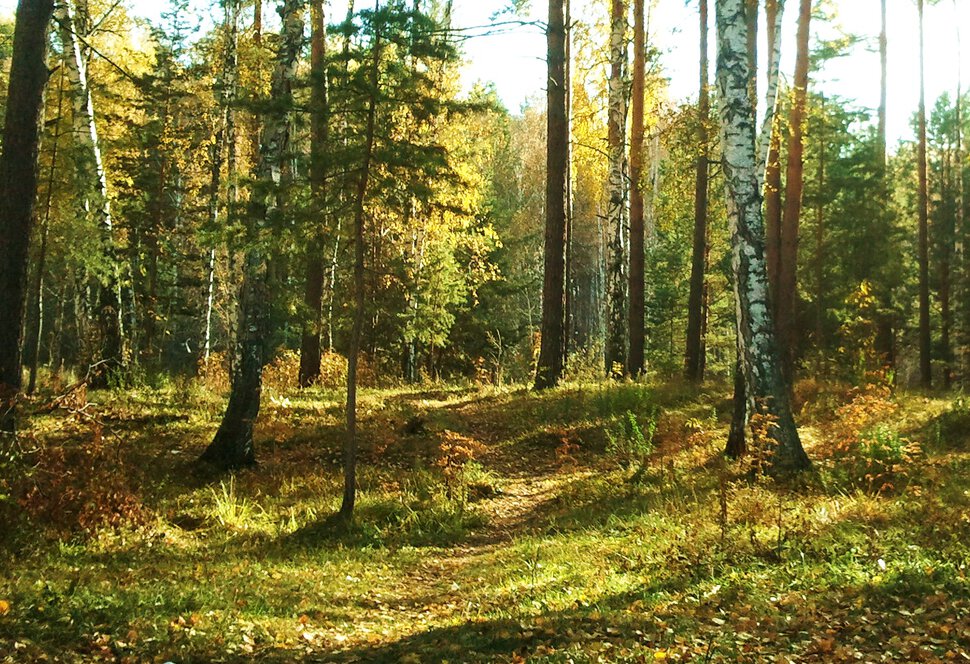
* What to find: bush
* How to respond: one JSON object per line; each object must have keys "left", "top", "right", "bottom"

{"left": 606, "top": 410, "right": 657, "bottom": 472}
{"left": 15, "top": 422, "right": 144, "bottom": 536}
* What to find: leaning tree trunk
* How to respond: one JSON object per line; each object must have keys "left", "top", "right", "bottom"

{"left": 200, "top": 0, "right": 305, "bottom": 471}
{"left": 534, "top": 0, "right": 569, "bottom": 390}
{"left": 717, "top": 0, "right": 810, "bottom": 474}
{"left": 604, "top": 0, "right": 629, "bottom": 378}
{"left": 56, "top": 0, "right": 124, "bottom": 386}
{"left": 685, "top": 0, "right": 710, "bottom": 382}
{"left": 777, "top": 0, "right": 811, "bottom": 382}
{"left": 0, "top": 0, "right": 56, "bottom": 435}
{"left": 917, "top": 0, "right": 932, "bottom": 389}
{"left": 628, "top": 0, "right": 647, "bottom": 377}
{"left": 299, "top": 0, "right": 330, "bottom": 388}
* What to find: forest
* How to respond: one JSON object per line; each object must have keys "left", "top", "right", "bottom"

{"left": 1, "top": 0, "right": 970, "bottom": 660}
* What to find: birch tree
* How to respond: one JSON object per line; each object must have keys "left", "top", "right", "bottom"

{"left": 200, "top": 0, "right": 305, "bottom": 470}
{"left": 604, "top": 0, "right": 629, "bottom": 378}
{"left": 716, "top": 0, "right": 810, "bottom": 473}
{"left": 56, "top": 0, "right": 124, "bottom": 385}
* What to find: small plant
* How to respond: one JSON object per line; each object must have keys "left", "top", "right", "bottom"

{"left": 208, "top": 477, "right": 263, "bottom": 531}
{"left": 606, "top": 409, "right": 657, "bottom": 476}
{"left": 854, "top": 425, "right": 920, "bottom": 494}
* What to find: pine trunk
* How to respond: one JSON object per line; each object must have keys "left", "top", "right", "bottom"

{"left": 299, "top": 0, "right": 330, "bottom": 388}
{"left": 200, "top": 0, "right": 305, "bottom": 470}
{"left": 686, "top": 0, "right": 710, "bottom": 382}
{"left": 604, "top": 0, "right": 629, "bottom": 378}
{"left": 341, "top": 7, "right": 382, "bottom": 520}
{"left": 535, "top": 0, "right": 568, "bottom": 390}
{"left": 628, "top": 0, "right": 647, "bottom": 377}
{"left": 0, "top": 0, "right": 55, "bottom": 434}
{"left": 917, "top": 0, "right": 932, "bottom": 388}
{"left": 716, "top": 0, "right": 810, "bottom": 474}
{"left": 777, "top": 0, "right": 811, "bottom": 380}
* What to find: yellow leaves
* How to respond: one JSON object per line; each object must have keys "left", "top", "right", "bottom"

{"left": 0, "top": 599, "right": 10, "bottom": 615}
{"left": 654, "top": 650, "right": 669, "bottom": 660}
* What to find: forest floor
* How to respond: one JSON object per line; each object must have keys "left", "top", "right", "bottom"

{"left": 2, "top": 375, "right": 970, "bottom": 662}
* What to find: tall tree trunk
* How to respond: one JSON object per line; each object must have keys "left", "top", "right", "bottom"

{"left": 0, "top": 0, "right": 55, "bottom": 434}
{"left": 56, "top": 0, "right": 124, "bottom": 386}
{"left": 534, "top": 0, "right": 568, "bottom": 390}
{"left": 777, "top": 0, "right": 811, "bottom": 380}
{"left": 686, "top": 0, "right": 710, "bottom": 382}
{"left": 604, "top": 0, "right": 629, "bottom": 378}
{"left": 203, "top": 0, "right": 240, "bottom": 366}
{"left": 917, "top": 0, "right": 932, "bottom": 388}
{"left": 563, "top": 0, "right": 573, "bottom": 365}
{"left": 717, "top": 0, "right": 809, "bottom": 474}
{"left": 628, "top": 0, "right": 647, "bottom": 377}
{"left": 299, "top": 0, "right": 330, "bottom": 388}
{"left": 878, "top": 0, "right": 887, "bottom": 166}
{"left": 342, "top": 5, "right": 382, "bottom": 521}
{"left": 200, "top": 0, "right": 305, "bottom": 471}
{"left": 814, "top": 95, "right": 826, "bottom": 358}
{"left": 957, "top": 5, "right": 967, "bottom": 386}
{"left": 942, "top": 141, "right": 954, "bottom": 389}
{"left": 27, "top": 64, "right": 66, "bottom": 396}
{"left": 764, "top": 0, "right": 782, "bottom": 307}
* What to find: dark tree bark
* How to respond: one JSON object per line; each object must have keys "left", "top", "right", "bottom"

{"left": 534, "top": 0, "right": 568, "bottom": 390}
{"left": 877, "top": 0, "right": 887, "bottom": 166}
{"left": 299, "top": 0, "right": 330, "bottom": 388}
{"left": 685, "top": 0, "right": 710, "bottom": 382}
{"left": 777, "top": 0, "right": 811, "bottom": 379}
{"left": 628, "top": 0, "right": 646, "bottom": 377}
{"left": 814, "top": 95, "right": 826, "bottom": 356}
{"left": 200, "top": 0, "right": 305, "bottom": 471}
{"left": 341, "top": 4, "right": 383, "bottom": 521}
{"left": 764, "top": 0, "right": 782, "bottom": 309}
{"left": 0, "top": 0, "right": 55, "bottom": 434}
{"left": 917, "top": 0, "right": 932, "bottom": 388}
{"left": 27, "top": 65, "right": 66, "bottom": 396}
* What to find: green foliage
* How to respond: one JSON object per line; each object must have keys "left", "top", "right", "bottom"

{"left": 605, "top": 409, "right": 657, "bottom": 472}
{"left": 4, "top": 381, "right": 970, "bottom": 661}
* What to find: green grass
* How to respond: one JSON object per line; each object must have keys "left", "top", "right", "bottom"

{"left": 1, "top": 378, "right": 969, "bottom": 662}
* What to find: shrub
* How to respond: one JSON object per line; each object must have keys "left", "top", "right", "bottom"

{"left": 606, "top": 409, "right": 657, "bottom": 472}
{"left": 16, "top": 422, "right": 144, "bottom": 536}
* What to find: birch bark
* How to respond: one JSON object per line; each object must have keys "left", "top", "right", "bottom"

{"left": 200, "top": 0, "right": 305, "bottom": 470}
{"left": 604, "top": 0, "right": 629, "bottom": 378}
{"left": 56, "top": 0, "right": 124, "bottom": 382}
{"left": 716, "top": 0, "right": 809, "bottom": 473}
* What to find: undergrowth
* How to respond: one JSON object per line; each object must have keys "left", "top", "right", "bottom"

{"left": 1, "top": 377, "right": 968, "bottom": 662}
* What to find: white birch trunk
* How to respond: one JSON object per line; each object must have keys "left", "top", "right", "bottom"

{"left": 56, "top": 1, "right": 111, "bottom": 234}
{"left": 604, "top": 0, "right": 629, "bottom": 377}
{"left": 56, "top": 0, "right": 124, "bottom": 377}
{"left": 716, "top": 0, "right": 809, "bottom": 473}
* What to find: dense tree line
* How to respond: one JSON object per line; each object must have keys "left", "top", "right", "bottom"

{"left": 1, "top": 0, "right": 968, "bottom": 511}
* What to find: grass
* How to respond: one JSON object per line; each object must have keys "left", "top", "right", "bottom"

{"left": 1, "top": 376, "right": 970, "bottom": 662}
